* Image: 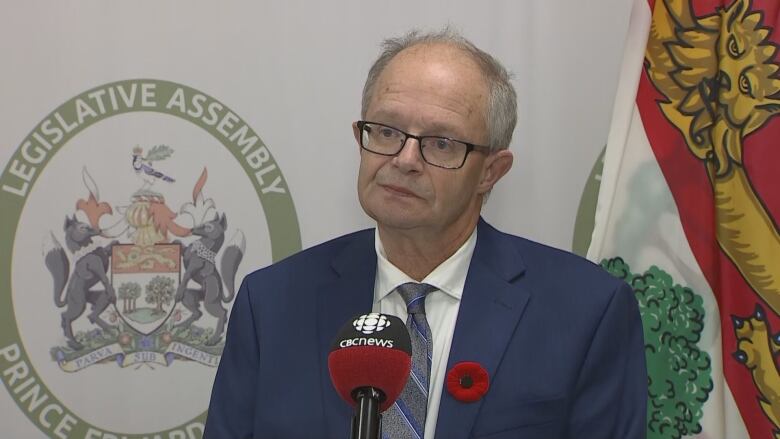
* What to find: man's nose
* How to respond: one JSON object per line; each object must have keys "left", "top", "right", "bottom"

{"left": 393, "top": 137, "right": 425, "bottom": 172}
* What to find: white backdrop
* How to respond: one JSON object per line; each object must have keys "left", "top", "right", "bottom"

{"left": 0, "top": 1, "right": 631, "bottom": 437}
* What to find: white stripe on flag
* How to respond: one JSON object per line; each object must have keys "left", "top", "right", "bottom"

{"left": 587, "top": 0, "right": 650, "bottom": 262}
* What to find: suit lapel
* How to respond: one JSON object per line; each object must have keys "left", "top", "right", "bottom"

{"left": 434, "top": 219, "right": 530, "bottom": 439}
{"left": 316, "top": 230, "right": 377, "bottom": 438}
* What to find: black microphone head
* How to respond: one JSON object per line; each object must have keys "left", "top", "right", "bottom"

{"left": 327, "top": 313, "right": 411, "bottom": 412}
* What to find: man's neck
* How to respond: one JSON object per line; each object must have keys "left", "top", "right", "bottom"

{"left": 378, "top": 215, "right": 479, "bottom": 281}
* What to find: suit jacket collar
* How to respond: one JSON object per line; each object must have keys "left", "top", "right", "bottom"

{"left": 316, "top": 219, "right": 530, "bottom": 439}
{"left": 317, "top": 229, "right": 378, "bottom": 438}
{"left": 434, "top": 218, "right": 530, "bottom": 439}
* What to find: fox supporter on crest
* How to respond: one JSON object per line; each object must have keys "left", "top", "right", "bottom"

{"left": 204, "top": 28, "right": 647, "bottom": 439}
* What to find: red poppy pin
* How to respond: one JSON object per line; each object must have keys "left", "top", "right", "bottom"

{"left": 446, "top": 361, "right": 489, "bottom": 402}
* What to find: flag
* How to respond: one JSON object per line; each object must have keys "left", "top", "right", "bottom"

{"left": 588, "top": 0, "right": 780, "bottom": 438}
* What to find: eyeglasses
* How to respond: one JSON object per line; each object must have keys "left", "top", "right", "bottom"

{"left": 356, "top": 121, "right": 491, "bottom": 169}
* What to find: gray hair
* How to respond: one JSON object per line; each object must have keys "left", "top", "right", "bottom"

{"left": 361, "top": 28, "right": 517, "bottom": 152}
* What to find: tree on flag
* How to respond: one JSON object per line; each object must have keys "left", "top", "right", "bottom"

{"left": 589, "top": 0, "right": 780, "bottom": 438}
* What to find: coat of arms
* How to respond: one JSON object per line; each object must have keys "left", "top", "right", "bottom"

{"left": 43, "top": 145, "right": 245, "bottom": 371}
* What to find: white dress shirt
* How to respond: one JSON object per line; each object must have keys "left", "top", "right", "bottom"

{"left": 372, "top": 227, "right": 477, "bottom": 439}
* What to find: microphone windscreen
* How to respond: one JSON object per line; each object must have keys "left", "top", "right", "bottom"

{"left": 328, "top": 313, "right": 411, "bottom": 412}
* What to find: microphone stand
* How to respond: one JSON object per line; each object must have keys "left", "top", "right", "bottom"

{"left": 350, "top": 387, "right": 384, "bottom": 439}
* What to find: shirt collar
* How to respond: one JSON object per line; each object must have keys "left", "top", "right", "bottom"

{"left": 374, "top": 226, "right": 478, "bottom": 303}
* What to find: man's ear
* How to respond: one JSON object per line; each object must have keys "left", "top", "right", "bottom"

{"left": 352, "top": 122, "right": 362, "bottom": 150}
{"left": 477, "top": 150, "right": 513, "bottom": 195}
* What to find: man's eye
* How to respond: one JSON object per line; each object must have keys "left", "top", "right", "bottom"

{"left": 379, "top": 128, "right": 396, "bottom": 138}
{"left": 434, "top": 139, "right": 452, "bottom": 150}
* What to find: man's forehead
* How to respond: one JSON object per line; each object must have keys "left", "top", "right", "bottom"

{"left": 371, "top": 43, "right": 488, "bottom": 106}
{"left": 369, "top": 107, "right": 470, "bottom": 132}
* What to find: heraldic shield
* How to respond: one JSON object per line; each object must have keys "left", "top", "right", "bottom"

{"left": 111, "top": 243, "right": 181, "bottom": 335}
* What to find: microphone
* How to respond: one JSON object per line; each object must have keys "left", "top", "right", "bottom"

{"left": 328, "top": 313, "right": 411, "bottom": 439}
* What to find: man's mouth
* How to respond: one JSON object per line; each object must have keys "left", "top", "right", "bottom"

{"left": 381, "top": 184, "right": 418, "bottom": 197}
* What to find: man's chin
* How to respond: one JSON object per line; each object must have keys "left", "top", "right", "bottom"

{"left": 366, "top": 209, "right": 429, "bottom": 231}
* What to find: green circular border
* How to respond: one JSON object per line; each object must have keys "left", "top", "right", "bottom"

{"left": 0, "top": 79, "right": 302, "bottom": 437}
{"left": 572, "top": 146, "right": 605, "bottom": 257}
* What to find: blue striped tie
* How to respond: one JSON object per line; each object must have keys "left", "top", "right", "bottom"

{"left": 382, "top": 282, "right": 437, "bottom": 439}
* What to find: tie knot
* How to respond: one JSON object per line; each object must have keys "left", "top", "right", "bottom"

{"left": 396, "top": 282, "right": 436, "bottom": 315}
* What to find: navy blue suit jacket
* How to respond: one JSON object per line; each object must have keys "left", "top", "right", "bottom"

{"left": 204, "top": 219, "right": 646, "bottom": 439}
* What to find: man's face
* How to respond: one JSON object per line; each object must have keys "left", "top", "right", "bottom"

{"left": 356, "top": 43, "right": 506, "bottom": 237}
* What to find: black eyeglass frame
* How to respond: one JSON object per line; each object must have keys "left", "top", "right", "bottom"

{"left": 356, "top": 120, "right": 492, "bottom": 169}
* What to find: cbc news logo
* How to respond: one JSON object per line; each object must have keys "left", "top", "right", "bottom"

{"left": 353, "top": 313, "right": 391, "bottom": 335}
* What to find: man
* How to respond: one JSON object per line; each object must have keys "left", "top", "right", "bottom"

{"left": 204, "top": 29, "right": 646, "bottom": 439}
